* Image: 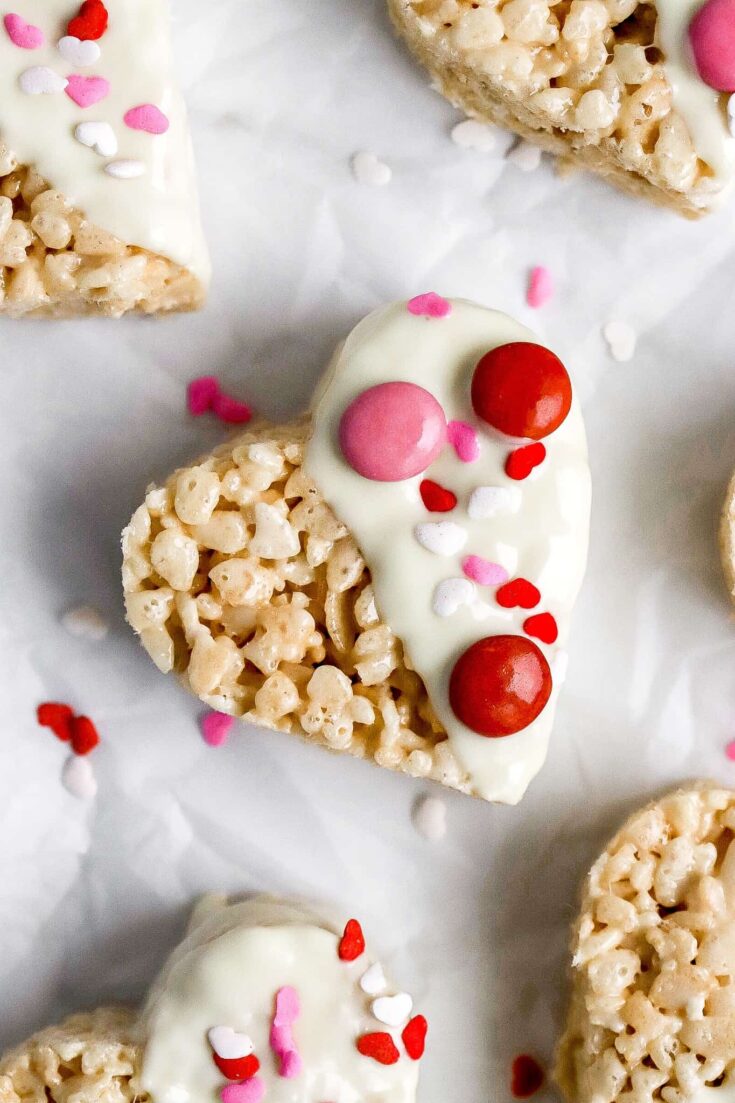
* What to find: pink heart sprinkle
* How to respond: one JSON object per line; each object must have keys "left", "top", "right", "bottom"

{"left": 4, "top": 13, "right": 44, "bottom": 49}
{"left": 65, "top": 74, "right": 110, "bottom": 108}
{"left": 447, "top": 420, "right": 480, "bottom": 463}
{"left": 201, "top": 711, "right": 234, "bottom": 748}
{"left": 124, "top": 103, "right": 170, "bottom": 135}
{"left": 221, "top": 1079, "right": 265, "bottom": 1103}
{"left": 462, "top": 555, "right": 509, "bottom": 586}
{"left": 212, "top": 392, "right": 253, "bottom": 425}
{"left": 407, "top": 292, "right": 452, "bottom": 319}
{"left": 187, "top": 375, "right": 220, "bottom": 416}
{"left": 274, "top": 986, "right": 300, "bottom": 1026}
{"left": 526, "top": 265, "right": 554, "bottom": 309}
{"left": 279, "top": 1050, "right": 303, "bottom": 1079}
{"left": 726, "top": 740, "right": 735, "bottom": 762}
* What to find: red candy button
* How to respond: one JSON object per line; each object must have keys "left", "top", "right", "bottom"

{"left": 449, "top": 635, "right": 552, "bottom": 737}
{"left": 339, "top": 382, "right": 446, "bottom": 482}
{"left": 420, "top": 479, "right": 457, "bottom": 512}
{"left": 471, "top": 342, "right": 571, "bottom": 440}
{"left": 689, "top": 0, "right": 735, "bottom": 90}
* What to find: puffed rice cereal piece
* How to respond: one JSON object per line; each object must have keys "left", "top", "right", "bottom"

{"left": 556, "top": 784, "right": 735, "bottom": 1103}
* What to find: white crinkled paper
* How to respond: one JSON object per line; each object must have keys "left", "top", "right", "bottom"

{"left": 3, "top": 2, "right": 735, "bottom": 1101}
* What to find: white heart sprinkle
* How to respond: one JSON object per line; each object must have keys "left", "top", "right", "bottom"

{"left": 451, "top": 118, "right": 497, "bottom": 152}
{"left": 57, "top": 35, "right": 101, "bottom": 67}
{"left": 432, "top": 577, "right": 475, "bottom": 618}
{"left": 62, "top": 755, "right": 98, "bottom": 801}
{"left": 412, "top": 794, "right": 447, "bottom": 841}
{"left": 19, "top": 66, "right": 68, "bottom": 95}
{"left": 61, "top": 604, "right": 110, "bottom": 640}
{"left": 372, "top": 993, "right": 413, "bottom": 1027}
{"left": 105, "top": 159, "right": 146, "bottom": 179}
{"left": 506, "top": 140, "right": 542, "bottom": 171}
{"left": 351, "top": 151, "right": 392, "bottom": 187}
{"left": 208, "top": 1026, "right": 254, "bottom": 1060}
{"left": 467, "top": 485, "right": 522, "bottom": 520}
{"left": 360, "top": 962, "right": 388, "bottom": 996}
{"left": 75, "top": 122, "right": 118, "bottom": 158}
{"left": 602, "top": 320, "right": 636, "bottom": 363}
{"left": 415, "top": 521, "right": 467, "bottom": 557}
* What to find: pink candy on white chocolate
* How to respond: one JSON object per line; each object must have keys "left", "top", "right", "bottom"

{"left": 689, "top": 0, "right": 735, "bottom": 91}
{"left": 339, "top": 381, "right": 447, "bottom": 481}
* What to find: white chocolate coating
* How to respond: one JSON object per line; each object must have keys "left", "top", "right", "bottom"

{"left": 141, "top": 897, "right": 420, "bottom": 1103}
{"left": 0, "top": 1, "right": 209, "bottom": 280}
{"left": 305, "top": 300, "right": 591, "bottom": 804}
{"left": 656, "top": 0, "right": 735, "bottom": 192}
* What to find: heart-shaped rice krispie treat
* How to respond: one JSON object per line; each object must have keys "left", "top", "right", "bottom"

{"left": 388, "top": 0, "right": 735, "bottom": 217}
{"left": 0, "top": 897, "right": 427, "bottom": 1103}
{"left": 122, "top": 297, "right": 591, "bottom": 804}
{"left": 556, "top": 783, "right": 735, "bottom": 1103}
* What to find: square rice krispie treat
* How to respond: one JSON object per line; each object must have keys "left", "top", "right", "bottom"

{"left": 0, "top": 1, "right": 208, "bottom": 317}
{"left": 388, "top": 0, "right": 735, "bottom": 217}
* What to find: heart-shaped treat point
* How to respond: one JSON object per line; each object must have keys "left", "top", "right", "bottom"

{"left": 406, "top": 292, "right": 452, "bottom": 318}
{"left": 208, "top": 1026, "right": 255, "bottom": 1061}
{"left": 214, "top": 1054, "right": 260, "bottom": 1082}
{"left": 124, "top": 104, "right": 170, "bottom": 135}
{"left": 402, "top": 1015, "right": 428, "bottom": 1060}
{"left": 338, "top": 918, "right": 365, "bottom": 961}
{"left": 505, "top": 442, "right": 546, "bottom": 481}
{"left": 58, "top": 35, "right": 101, "bottom": 66}
{"left": 511, "top": 1054, "right": 545, "bottom": 1098}
{"left": 449, "top": 634, "right": 552, "bottom": 736}
{"left": 689, "top": 0, "right": 735, "bottom": 90}
{"left": 356, "top": 1032, "right": 400, "bottom": 1065}
{"left": 67, "top": 0, "right": 109, "bottom": 41}
{"left": 420, "top": 479, "right": 457, "bottom": 513}
{"left": 220, "top": 1079, "right": 265, "bottom": 1103}
{"left": 496, "top": 578, "right": 540, "bottom": 609}
{"left": 372, "top": 992, "right": 413, "bottom": 1027}
{"left": 339, "top": 382, "right": 447, "bottom": 482}
{"left": 472, "top": 342, "right": 572, "bottom": 440}
{"left": 65, "top": 74, "right": 110, "bottom": 108}
{"left": 4, "top": 14, "right": 44, "bottom": 49}
{"left": 523, "top": 612, "right": 558, "bottom": 645}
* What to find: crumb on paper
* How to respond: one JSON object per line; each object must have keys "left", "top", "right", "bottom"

{"left": 412, "top": 794, "right": 447, "bottom": 841}
{"left": 451, "top": 118, "right": 497, "bottom": 152}
{"left": 61, "top": 604, "right": 109, "bottom": 641}
{"left": 506, "top": 141, "right": 542, "bottom": 171}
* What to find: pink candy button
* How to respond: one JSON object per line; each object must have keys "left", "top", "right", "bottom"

{"left": 689, "top": 0, "right": 735, "bottom": 90}
{"left": 339, "top": 382, "right": 447, "bottom": 481}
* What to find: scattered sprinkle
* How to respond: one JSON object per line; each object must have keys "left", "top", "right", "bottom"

{"left": 372, "top": 992, "right": 413, "bottom": 1027}
{"left": 402, "top": 1015, "right": 428, "bottom": 1060}
{"left": 447, "top": 420, "right": 480, "bottom": 463}
{"left": 187, "top": 376, "right": 252, "bottom": 425}
{"left": 37, "top": 701, "right": 74, "bottom": 741}
{"left": 61, "top": 604, "right": 109, "bottom": 641}
{"left": 57, "top": 35, "right": 100, "bottom": 66}
{"left": 414, "top": 521, "right": 468, "bottom": 557}
{"left": 726, "top": 740, "right": 735, "bottom": 762}
{"left": 65, "top": 74, "right": 110, "bottom": 109}
{"left": 412, "top": 794, "right": 447, "bottom": 841}
{"left": 220, "top": 1080, "right": 265, "bottom": 1103}
{"left": 507, "top": 141, "right": 542, "bottom": 171}
{"left": 526, "top": 265, "right": 554, "bottom": 309}
{"left": 19, "top": 66, "right": 68, "bottom": 95}
{"left": 451, "top": 118, "right": 497, "bottom": 152}
{"left": 351, "top": 151, "right": 392, "bottom": 187}
{"left": 496, "top": 578, "right": 541, "bottom": 610}
{"left": 270, "top": 987, "right": 302, "bottom": 1079}
{"left": 70, "top": 715, "right": 100, "bottom": 756}
{"left": 523, "top": 611, "right": 559, "bottom": 645}
{"left": 462, "top": 555, "right": 509, "bottom": 587}
{"left": 505, "top": 442, "right": 546, "bottom": 481}
{"left": 338, "top": 919, "right": 365, "bottom": 962}
{"left": 360, "top": 963, "right": 388, "bottom": 995}
{"left": 75, "top": 120, "right": 117, "bottom": 157}
{"left": 62, "top": 754, "right": 98, "bottom": 800}
{"left": 209, "top": 1026, "right": 255, "bottom": 1060}
{"left": 511, "top": 1054, "right": 545, "bottom": 1098}
{"left": 105, "top": 159, "right": 146, "bottom": 179}
{"left": 201, "top": 711, "right": 234, "bottom": 748}
{"left": 67, "top": 0, "right": 109, "bottom": 42}
{"left": 4, "top": 13, "right": 44, "bottom": 49}
{"left": 407, "top": 292, "right": 452, "bottom": 319}
{"left": 603, "top": 320, "right": 637, "bottom": 362}
{"left": 212, "top": 393, "right": 253, "bottom": 425}
{"left": 124, "top": 104, "right": 170, "bottom": 135}
{"left": 432, "top": 577, "right": 475, "bottom": 618}
{"left": 468, "top": 485, "right": 521, "bottom": 519}
{"left": 356, "top": 1032, "right": 400, "bottom": 1065}
{"left": 419, "top": 478, "right": 457, "bottom": 513}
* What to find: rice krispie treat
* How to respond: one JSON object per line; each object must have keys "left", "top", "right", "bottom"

{"left": 719, "top": 470, "right": 735, "bottom": 605}
{"left": 0, "top": 897, "right": 428, "bottom": 1103}
{"left": 388, "top": 0, "right": 735, "bottom": 217}
{"left": 556, "top": 783, "right": 735, "bottom": 1103}
{"left": 0, "top": 2, "right": 208, "bottom": 317}
{"left": 122, "top": 296, "right": 591, "bottom": 803}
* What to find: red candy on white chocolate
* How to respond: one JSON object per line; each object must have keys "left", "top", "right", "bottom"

{"left": 689, "top": 0, "right": 735, "bottom": 91}
{"left": 449, "top": 634, "right": 552, "bottom": 737}
{"left": 471, "top": 342, "right": 572, "bottom": 441}
{"left": 339, "top": 381, "right": 447, "bottom": 481}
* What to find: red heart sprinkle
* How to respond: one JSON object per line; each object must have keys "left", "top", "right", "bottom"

{"left": 402, "top": 1015, "right": 428, "bottom": 1060}
{"left": 338, "top": 918, "right": 365, "bottom": 961}
{"left": 70, "top": 715, "right": 100, "bottom": 756}
{"left": 37, "top": 702, "right": 74, "bottom": 741}
{"left": 419, "top": 479, "right": 457, "bottom": 513}
{"left": 496, "top": 579, "right": 541, "bottom": 610}
{"left": 356, "top": 1033, "right": 400, "bottom": 1065}
{"left": 68, "top": 0, "right": 108, "bottom": 40}
{"left": 511, "top": 1054, "right": 545, "bottom": 1098}
{"left": 523, "top": 612, "right": 558, "bottom": 644}
{"left": 505, "top": 443, "right": 546, "bottom": 481}
{"left": 213, "top": 1055, "right": 260, "bottom": 1082}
